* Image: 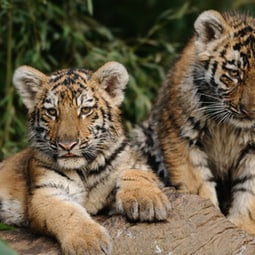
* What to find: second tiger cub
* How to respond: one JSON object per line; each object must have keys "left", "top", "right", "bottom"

{"left": 132, "top": 10, "right": 255, "bottom": 235}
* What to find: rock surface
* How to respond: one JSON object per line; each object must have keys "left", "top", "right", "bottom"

{"left": 1, "top": 189, "right": 255, "bottom": 255}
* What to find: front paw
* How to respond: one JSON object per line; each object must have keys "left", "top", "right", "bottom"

{"left": 116, "top": 170, "right": 171, "bottom": 222}
{"left": 60, "top": 221, "right": 112, "bottom": 255}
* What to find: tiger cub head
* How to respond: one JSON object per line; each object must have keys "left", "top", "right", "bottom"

{"left": 193, "top": 10, "right": 255, "bottom": 127}
{"left": 13, "top": 62, "right": 129, "bottom": 169}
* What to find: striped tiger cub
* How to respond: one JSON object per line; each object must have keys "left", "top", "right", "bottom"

{"left": 132, "top": 10, "right": 255, "bottom": 235}
{"left": 0, "top": 61, "right": 170, "bottom": 255}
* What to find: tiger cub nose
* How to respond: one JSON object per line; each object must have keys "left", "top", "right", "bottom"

{"left": 58, "top": 140, "right": 78, "bottom": 151}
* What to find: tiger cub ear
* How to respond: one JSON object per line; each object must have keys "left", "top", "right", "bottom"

{"left": 92, "top": 61, "right": 129, "bottom": 106}
{"left": 194, "top": 10, "right": 228, "bottom": 45}
{"left": 13, "top": 66, "right": 47, "bottom": 110}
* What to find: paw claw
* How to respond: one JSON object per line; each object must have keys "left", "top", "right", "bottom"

{"left": 116, "top": 187, "right": 171, "bottom": 222}
{"left": 61, "top": 222, "right": 112, "bottom": 255}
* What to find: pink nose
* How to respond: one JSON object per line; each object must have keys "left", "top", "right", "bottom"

{"left": 58, "top": 140, "right": 78, "bottom": 151}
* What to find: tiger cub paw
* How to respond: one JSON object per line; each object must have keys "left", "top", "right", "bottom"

{"left": 116, "top": 170, "right": 171, "bottom": 222}
{"left": 60, "top": 220, "right": 112, "bottom": 255}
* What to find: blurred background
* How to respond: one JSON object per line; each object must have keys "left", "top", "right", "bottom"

{"left": 0, "top": 0, "right": 255, "bottom": 160}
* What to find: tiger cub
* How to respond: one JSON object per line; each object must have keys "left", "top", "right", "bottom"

{"left": 0, "top": 61, "right": 170, "bottom": 255}
{"left": 132, "top": 10, "right": 255, "bottom": 235}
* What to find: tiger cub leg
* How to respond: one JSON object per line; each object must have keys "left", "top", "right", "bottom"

{"left": 227, "top": 155, "right": 255, "bottom": 235}
{"left": 29, "top": 188, "right": 112, "bottom": 255}
{"left": 115, "top": 169, "right": 171, "bottom": 221}
{"left": 0, "top": 153, "right": 28, "bottom": 226}
{"left": 168, "top": 146, "right": 219, "bottom": 208}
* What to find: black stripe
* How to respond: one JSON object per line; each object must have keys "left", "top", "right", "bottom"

{"left": 51, "top": 82, "right": 66, "bottom": 90}
{"left": 181, "top": 116, "right": 203, "bottom": 147}
{"left": 49, "top": 73, "right": 62, "bottom": 83}
{"left": 36, "top": 161, "right": 73, "bottom": 181}
{"left": 248, "top": 209, "right": 255, "bottom": 222}
{"left": 67, "top": 68, "right": 75, "bottom": 75}
{"left": 188, "top": 116, "right": 202, "bottom": 131}
{"left": 222, "top": 61, "right": 234, "bottom": 71}
{"left": 240, "top": 52, "right": 249, "bottom": 68}
{"left": 220, "top": 74, "right": 233, "bottom": 85}
{"left": 86, "top": 172, "right": 112, "bottom": 193}
{"left": 210, "top": 61, "right": 218, "bottom": 87}
{"left": 76, "top": 169, "right": 86, "bottom": 182}
{"left": 233, "top": 40, "right": 246, "bottom": 51}
{"left": 89, "top": 140, "right": 127, "bottom": 175}
{"left": 63, "top": 77, "right": 75, "bottom": 86}
{"left": 100, "top": 107, "right": 107, "bottom": 131}
{"left": 141, "top": 125, "right": 165, "bottom": 179}
{"left": 232, "top": 144, "right": 255, "bottom": 171}
{"left": 33, "top": 183, "right": 71, "bottom": 197}
{"left": 76, "top": 81, "right": 88, "bottom": 91}
{"left": 232, "top": 174, "right": 255, "bottom": 187}
{"left": 78, "top": 69, "right": 92, "bottom": 80}
{"left": 232, "top": 187, "right": 255, "bottom": 196}
{"left": 34, "top": 183, "right": 67, "bottom": 191}
{"left": 215, "top": 176, "right": 233, "bottom": 215}
{"left": 105, "top": 100, "right": 113, "bottom": 122}
{"left": 220, "top": 48, "right": 227, "bottom": 58}
{"left": 234, "top": 26, "right": 253, "bottom": 38}
{"left": 203, "top": 60, "right": 210, "bottom": 70}
{"left": 168, "top": 113, "right": 182, "bottom": 136}
{"left": 182, "top": 136, "right": 196, "bottom": 147}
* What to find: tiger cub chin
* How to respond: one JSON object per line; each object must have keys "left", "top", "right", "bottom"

{"left": 132, "top": 10, "right": 255, "bottom": 235}
{"left": 0, "top": 61, "right": 170, "bottom": 255}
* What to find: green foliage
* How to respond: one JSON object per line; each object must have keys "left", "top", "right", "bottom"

{"left": 0, "top": 225, "right": 17, "bottom": 254}
{"left": 0, "top": 0, "right": 255, "bottom": 253}
{"left": 0, "top": 240, "right": 18, "bottom": 255}
{"left": 0, "top": 223, "right": 15, "bottom": 231}
{"left": 0, "top": 0, "right": 255, "bottom": 161}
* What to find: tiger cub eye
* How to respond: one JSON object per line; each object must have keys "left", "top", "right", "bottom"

{"left": 46, "top": 108, "right": 57, "bottom": 117}
{"left": 228, "top": 69, "right": 240, "bottom": 79}
{"left": 80, "top": 107, "right": 92, "bottom": 115}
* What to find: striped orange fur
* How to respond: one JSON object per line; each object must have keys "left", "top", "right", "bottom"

{"left": 0, "top": 62, "right": 170, "bottom": 255}
{"left": 132, "top": 10, "right": 255, "bottom": 235}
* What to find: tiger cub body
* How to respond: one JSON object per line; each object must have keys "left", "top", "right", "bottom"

{"left": 0, "top": 62, "right": 170, "bottom": 255}
{"left": 132, "top": 10, "right": 255, "bottom": 235}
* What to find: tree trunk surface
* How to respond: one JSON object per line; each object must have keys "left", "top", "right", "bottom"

{"left": 1, "top": 188, "right": 255, "bottom": 255}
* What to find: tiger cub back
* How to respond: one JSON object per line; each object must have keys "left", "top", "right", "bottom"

{"left": 0, "top": 62, "right": 170, "bottom": 255}
{"left": 132, "top": 10, "right": 255, "bottom": 235}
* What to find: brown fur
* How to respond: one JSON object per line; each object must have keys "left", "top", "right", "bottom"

{"left": 132, "top": 10, "right": 255, "bottom": 235}
{"left": 0, "top": 62, "right": 170, "bottom": 255}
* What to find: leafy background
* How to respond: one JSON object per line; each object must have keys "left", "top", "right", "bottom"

{"left": 0, "top": 0, "right": 255, "bottom": 253}
{"left": 0, "top": 0, "right": 254, "bottom": 161}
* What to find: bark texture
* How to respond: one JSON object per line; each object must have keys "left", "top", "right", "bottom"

{"left": 1, "top": 189, "right": 255, "bottom": 255}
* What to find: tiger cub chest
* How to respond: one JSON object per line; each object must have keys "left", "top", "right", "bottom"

{"left": 199, "top": 121, "right": 255, "bottom": 176}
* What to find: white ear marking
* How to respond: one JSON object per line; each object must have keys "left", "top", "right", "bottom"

{"left": 93, "top": 61, "right": 129, "bottom": 106}
{"left": 13, "top": 66, "right": 47, "bottom": 110}
{"left": 194, "top": 10, "right": 227, "bottom": 44}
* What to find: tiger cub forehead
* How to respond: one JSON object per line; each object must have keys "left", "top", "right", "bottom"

{"left": 43, "top": 68, "right": 99, "bottom": 108}
{"left": 13, "top": 61, "right": 129, "bottom": 111}
{"left": 49, "top": 68, "right": 92, "bottom": 87}
{"left": 222, "top": 11, "right": 255, "bottom": 27}
{"left": 48, "top": 68, "right": 93, "bottom": 93}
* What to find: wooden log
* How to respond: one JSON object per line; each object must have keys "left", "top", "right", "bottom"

{"left": 1, "top": 189, "right": 255, "bottom": 255}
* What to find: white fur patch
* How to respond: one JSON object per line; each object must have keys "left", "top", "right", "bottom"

{"left": 0, "top": 199, "right": 25, "bottom": 226}
{"left": 57, "top": 157, "right": 87, "bottom": 170}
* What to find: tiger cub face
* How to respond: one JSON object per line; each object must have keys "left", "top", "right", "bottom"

{"left": 193, "top": 10, "right": 255, "bottom": 128}
{"left": 13, "top": 62, "right": 129, "bottom": 169}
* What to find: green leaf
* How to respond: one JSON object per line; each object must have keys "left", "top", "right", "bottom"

{"left": 0, "top": 239, "right": 18, "bottom": 255}
{"left": 87, "top": 0, "right": 93, "bottom": 15}
{"left": 0, "top": 223, "right": 15, "bottom": 231}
